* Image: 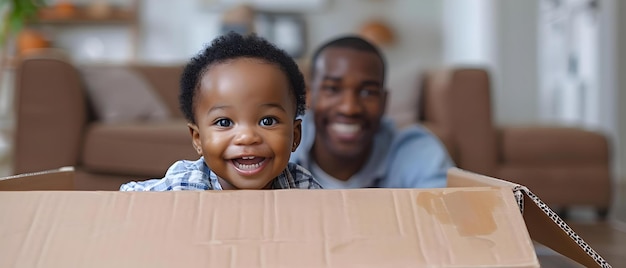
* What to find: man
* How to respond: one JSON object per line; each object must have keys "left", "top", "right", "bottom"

{"left": 290, "top": 36, "right": 454, "bottom": 189}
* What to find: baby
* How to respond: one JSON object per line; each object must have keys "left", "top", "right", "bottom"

{"left": 120, "top": 32, "right": 321, "bottom": 190}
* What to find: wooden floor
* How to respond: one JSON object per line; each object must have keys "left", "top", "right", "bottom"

{"left": 536, "top": 183, "right": 626, "bottom": 267}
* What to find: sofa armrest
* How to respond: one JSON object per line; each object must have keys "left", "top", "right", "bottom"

{"left": 420, "top": 68, "right": 499, "bottom": 175}
{"left": 499, "top": 126, "right": 609, "bottom": 164}
{"left": 13, "top": 51, "right": 88, "bottom": 174}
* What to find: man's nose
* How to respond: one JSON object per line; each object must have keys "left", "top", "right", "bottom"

{"left": 337, "top": 90, "right": 363, "bottom": 116}
{"left": 233, "top": 125, "right": 262, "bottom": 145}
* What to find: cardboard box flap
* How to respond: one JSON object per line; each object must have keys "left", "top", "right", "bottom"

{"left": 0, "top": 187, "right": 539, "bottom": 267}
{"left": 0, "top": 166, "right": 74, "bottom": 191}
{"left": 447, "top": 167, "right": 611, "bottom": 268}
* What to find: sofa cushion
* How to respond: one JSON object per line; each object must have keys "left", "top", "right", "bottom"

{"left": 81, "top": 120, "right": 198, "bottom": 177}
{"left": 500, "top": 127, "right": 609, "bottom": 164}
{"left": 80, "top": 65, "right": 171, "bottom": 123}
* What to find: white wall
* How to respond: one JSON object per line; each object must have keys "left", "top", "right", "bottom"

{"left": 58, "top": 0, "right": 444, "bottom": 69}
{"left": 139, "top": 0, "right": 221, "bottom": 64}
{"left": 617, "top": 0, "right": 626, "bottom": 180}
{"left": 494, "top": 0, "right": 540, "bottom": 125}
{"left": 304, "top": 0, "right": 443, "bottom": 68}
{"left": 597, "top": 0, "right": 620, "bottom": 181}
{"left": 442, "top": 0, "right": 497, "bottom": 67}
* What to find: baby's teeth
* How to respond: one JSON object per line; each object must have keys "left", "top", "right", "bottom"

{"left": 242, "top": 156, "right": 255, "bottom": 160}
{"left": 237, "top": 163, "right": 261, "bottom": 170}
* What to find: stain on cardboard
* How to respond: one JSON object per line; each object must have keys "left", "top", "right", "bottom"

{"left": 417, "top": 190, "right": 499, "bottom": 236}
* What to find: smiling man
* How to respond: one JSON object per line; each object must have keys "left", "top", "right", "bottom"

{"left": 290, "top": 36, "right": 454, "bottom": 189}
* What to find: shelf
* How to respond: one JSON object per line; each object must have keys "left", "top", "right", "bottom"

{"left": 24, "top": 1, "right": 141, "bottom": 63}
{"left": 32, "top": 6, "right": 137, "bottom": 25}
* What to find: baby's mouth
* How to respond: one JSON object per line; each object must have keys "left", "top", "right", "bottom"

{"left": 232, "top": 156, "right": 266, "bottom": 170}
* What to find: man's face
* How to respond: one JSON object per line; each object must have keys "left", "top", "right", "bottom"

{"left": 309, "top": 47, "right": 386, "bottom": 159}
{"left": 189, "top": 58, "right": 301, "bottom": 189}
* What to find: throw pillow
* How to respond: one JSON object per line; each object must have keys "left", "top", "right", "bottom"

{"left": 80, "top": 65, "right": 171, "bottom": 123}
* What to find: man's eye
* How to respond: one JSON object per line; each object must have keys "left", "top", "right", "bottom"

{"left": 359, "top": 88, "right": 381, "bottom": 97}
{"left": 215, "top": 119, "right": 232, "bottom": 127}
{"left": 260, "top": 117, "right": 278, "bottom": 126}
{"left": 321, "top": 85, "right": 340, "bottom": 93}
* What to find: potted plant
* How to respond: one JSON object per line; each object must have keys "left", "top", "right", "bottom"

{"left": 0, "top": 0, "right": 45, "bottom": 84}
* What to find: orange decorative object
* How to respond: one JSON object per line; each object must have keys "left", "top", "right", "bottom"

{"left": 17, "top": 30, "right": 50, "bottom": 55}
{"left": 221, "top": 4, "right": 256, "bottom": 34}
{"left": 358, "top": 20, "right": 395, "bottom": 47}
{"left": 54, "top": 1, "right": 77, "bottom": 18}
{"left": 88, "top": 0, "right": 113, "bottom": 18}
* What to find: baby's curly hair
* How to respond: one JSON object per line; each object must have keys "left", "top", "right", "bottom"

{"left": 180, "top": 32, "right": 306, "bottom": 124}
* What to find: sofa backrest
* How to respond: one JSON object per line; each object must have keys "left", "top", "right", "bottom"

{"left": 420, "top": 68, "right": 498, "bottom": 176}
{"left": 12, "top": 49, "right": 189, "bottom": 174}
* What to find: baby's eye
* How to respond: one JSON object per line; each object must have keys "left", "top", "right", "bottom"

{"left": 214, "top": 118, "right": 233, "bottom": 127}
{"left": 259, "top": 117, "right": 278, "bottom": 126}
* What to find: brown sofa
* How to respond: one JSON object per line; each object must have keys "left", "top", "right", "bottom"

{"left": 13, "top": 50, "right": 197, "bottom": 190}
{"left": 419, "top": 68, "right": 613, "bottom": 218}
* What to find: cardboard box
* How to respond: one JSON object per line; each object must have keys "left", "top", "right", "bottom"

{"left": 447, "top": 168, "right": 611, "bottom": 268}
{"left": 0, "top": 167, "right": 610, "bottom": 267}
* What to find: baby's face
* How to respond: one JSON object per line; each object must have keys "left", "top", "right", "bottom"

{"left": 189, "top": 58, "right": 301, "bottom": 189}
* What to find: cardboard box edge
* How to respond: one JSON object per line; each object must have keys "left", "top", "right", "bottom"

{"left": 447, "top": 167, "right": 611, "bottom": 268}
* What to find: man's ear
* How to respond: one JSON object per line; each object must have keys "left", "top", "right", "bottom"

{"left": 305, "top": 91, "right": 311, "bottom": 110}
{"left": 306, "top": 71, "right": 319, "bottom": 110}
{"left": 292, "top": 119, "right": 302, "bottom": 152}
{"left": 381, "top": 88, "right": 389, "bottom": 113}
{"left": 299, "top": 58, "right": 312, "bottom": 109}
{"left": 188, "top": 123, "right": 203, "bottom": 156}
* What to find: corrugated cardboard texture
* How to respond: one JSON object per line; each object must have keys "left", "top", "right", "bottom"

{"left": 0, "top": 188, "right": 538, "bottom": 268}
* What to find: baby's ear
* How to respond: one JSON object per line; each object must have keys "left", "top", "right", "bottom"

{"left": 292, "top": 119, "right": 302, "bottom": 152}
{"left": 188, "top": 123, "right": 202, "bottom": 155}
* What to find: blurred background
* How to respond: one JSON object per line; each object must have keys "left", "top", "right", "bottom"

{"left": 1, "top": 0, "right": 626, "bottom": 265}
{"left": 0, "top": 0, "right": 624, "bottom": 181}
